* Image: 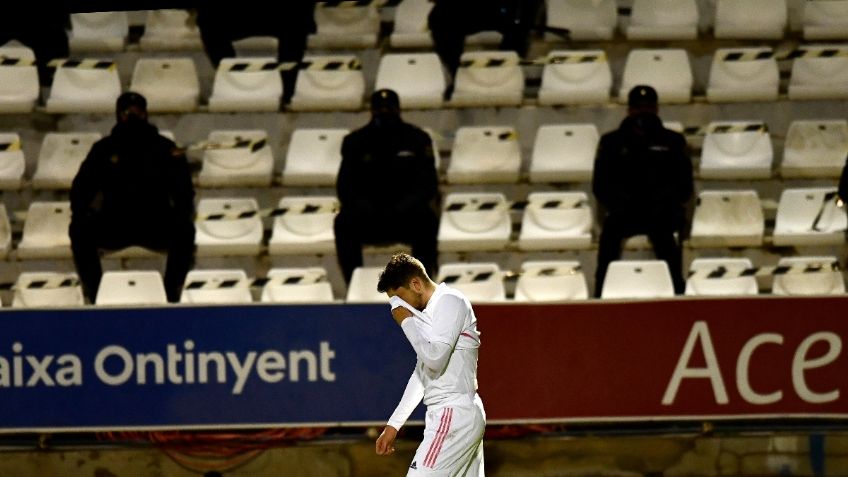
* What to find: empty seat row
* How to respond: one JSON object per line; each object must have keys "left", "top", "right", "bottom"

{"left": 3, "top": 186, "right": 845, "bottom": 260}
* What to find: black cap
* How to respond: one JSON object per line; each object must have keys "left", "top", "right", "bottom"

{"left": 116, "top": 91, "right": 147, "bottom": 116}
{"left": 627, "top": 85, "right": 658, "bottom": 108}
{"left": 370, "top": 89, "right": 400, "bottom": 110}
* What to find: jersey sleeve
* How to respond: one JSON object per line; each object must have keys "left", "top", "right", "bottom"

{"left": 386, "top": 367, "right": 425, "bottom": 430}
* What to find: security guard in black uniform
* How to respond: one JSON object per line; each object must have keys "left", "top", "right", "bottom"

{"left": 592, "top": 85, "right": 694, "bottom": 297}
{"left": 69, "top": 92, "right": 196, "bottom": 304}
{"left": 334, "top": 89, "right": 440, "bottom": 285}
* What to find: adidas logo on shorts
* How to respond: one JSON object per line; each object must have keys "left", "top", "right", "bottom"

{"left": 410, "top": 461, "right": 418, "bottom": 470}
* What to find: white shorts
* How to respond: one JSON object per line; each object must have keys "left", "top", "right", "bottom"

{"left": 407, "top": 395, "right": 485, "bottom": 477}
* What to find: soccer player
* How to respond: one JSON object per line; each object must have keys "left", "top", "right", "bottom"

{"left": 374, "top": 253, "right": 485, "bottom": 476}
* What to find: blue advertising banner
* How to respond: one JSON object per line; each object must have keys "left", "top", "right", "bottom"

{"left": 0, "top": 304, "right": 421, "bottom": 432}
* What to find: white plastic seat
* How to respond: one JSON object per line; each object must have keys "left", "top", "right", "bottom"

{"left": 601, "top": 260, "right": 675, "bottom": 300}
{"left": 715, "top": 0, "right": 787, "bottom": 39}
{"left": 447, "top": 126, "right": 521, "bottom": 184}
{"left": 130, "top": 58, "right": 199, "bottom": 112}
{"left": 208, "top": 57, "right": 282, "bottom": 112}
{"left": 773, "top": 188, "right": 847, "bottom": 246}
{"left": 195, "top": 198, "right": 263, "bottom": 257}
{"left": 620, "top": 49, "right": 693, "bottom": 104}
{"left": 685, "top": 258, "right": 758, "bottom": 297}
{"left": 0, "top": 204, "right": 10, "bottom": 259}
{"left": 290, "top": 54, "right": 365, "bottom": 111}
{"left": 514, "top": 260, "right": 588, "bottom": 302}
{"left": 390, "top": 0, "right": 435, "bottom": 47}
{"left": 699, "top": 121, "right": 773, "bottom": 179}
{"left": 529, "top": 124, "right": 599, "bottom": 183}
{"left": 346, "top": 267, "right": 387, "bottom": 303}
{"left": 268, "top": 196, "right": 338, "bottom": 255}
{"left": 282, "top": 128, "right": 348, "bottom": 186}
{"left": 690, "top": 190, "right": 765, "bottom": 248}
{"left": 772, "top": 256, "right": 845, "bottom": 295}
{"left": 17, "top": 202, "right": 72, "bottom": 259}
{"left": 626, "top": 0, "right": 699, "bottom": 40}
{"left": 450, "top": 51, "right": 524, "bottom": 107}
{"left": 375, "top": 53, "right": 445, "bottom": 109}
{"left": 261, "top": 267, "right": 335, "bottom": 303}
{"left": 69, "top": 12, "right": 129, "bottom": 52}
{"left": 788, "top": 44, "right": 848, "bottom": 100}
{"left": 0, "top": 45, "right": 39, "bottom": 113}
{"left": 96, "top": 271, "right": 168, "bottom": 306}
{"left": 781, "top": 120, "right": 848, "bottom": 178}
{"left": 537, "top": 50, "right": 611, "bottom": 106}
{"left": 199, "top": 130, "right": 274, "bottom": 187}
{"left": 518, "top": 192, "right": 592, "bottom": 251}
{"left": 0, "top": 133, "right": 25, "bottom": 189}
{"left": 180, "top": 269, "right": 253, "bottom": 304}
{"left": 12, "top": 271, "right": 85, "bottom": 308}
{"left": 32, "top": 133, "right": 102, "bottom": 189}
{"left": 46, "top": 60, "right": 121, "bottom": 113}
{"left": 437, "top": 192, "right": 511, "bottom": 252}
{"left": 707, "top": 48, "right": 780, "bottom": 103}
{"left": 802, "top": 1, "right": 848, "bottom": 39}
{"left": 437, "top": 263, "right": 506, "bottom": 303}
{"left": 546, "top": 0, "right": 617, "bottom": 40}
{"left": 139, "top": 9, "right": 204, "bottom": 50}
{"left": 309, "top": 3, "right": 380, "bottom": 48}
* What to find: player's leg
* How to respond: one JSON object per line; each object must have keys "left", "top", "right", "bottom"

{"left": 409, "top": 402, "right": 485, "bottom": 476}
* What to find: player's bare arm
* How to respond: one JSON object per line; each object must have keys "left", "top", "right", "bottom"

{"left": 375, "top": 425, "right": 398, "bottom": 456}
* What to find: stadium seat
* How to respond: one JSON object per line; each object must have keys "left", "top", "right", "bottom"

{"left": 390, "top": 0, "right": 435, "bottom": 47}
{"left": 95, "top": 271, "right": 168, "bottom": 305}
{"left": 619, "top": 49, "right": 693, "bottom": 104}
{"left": 268, "top": 196, "right": 338, "bottom": 255}
{"left": 546, "top": 0, "right": 617, "bottom": 40}
{"left": 282, "top": 128, "right": 348, "bottom": 186}
{"left": 194, "top": 198, "right": 263, "bottom": 257}
{"left": 309, "top": 2, "right": 380, "bottom": 48}
{"left": 706, "top": 48, "right": 780, "bottom": 103}
{"left": 772, "top": 256, "right": 845, "bottom": 295}
{"left": 375, "top": 53, "right": 446, "bottom": 109}
{"left": 714, "top": 0, "right": 787, "bottom": 39}
{"left": 345, "top": 266, "right": 387, "bottom": 303}
{"left": 450, "top": 51, "right": 524, "bottom": 108}
{"left": 529, "top": 124, "right": 599, "bottom": 183}
{"left": 0, "top": 133, "right": 25, "bottom": 189}
{"left": 600, "top": 260, "right": 675, "bottom": 300}
{"left": 690, "top": 190, "right": 765, "bottom": 248}
{"left": 517, "top": 191, "right": 592, "bottom": 251}
{"left": 437, "top": 263, "right": 506, "bottom": 303}
{"left": 788, "top": 44, "right": 848, "bottom": 100}
{"left": 781, "top": 120, "right": 848, "bottom": 178}
{"left": 0, "top": 204, "right": 10, "bottom": 259}
{"left": 437, "top": 192, "right": 511, "bottom": 252}
{"left": 260, "top": 267, "right": 335, "bottom": 303}
{"left": 289, "top": 54, "right": 365, "bottom": 111}
{"left": 0, "top": 44, "right": 39, "bottom": 113}
{"left": 129, "top": 58, "right": 200, "bottom": 112}
{"left": 773, "top": 188, "right": 847, "bottom": 246}
{"left": 180, "top": 269, "right": 253, "bottom": 304}
{"left": 802, "top": 0, "right": 848, "bottom": 39}
{"left": 537, "top": 50, "right": 611, "bottom": 106}
{"left": 32, "top": 133, "right": 102, "bottom": 189}
{"left": 198, "top": 130, "right": 274, "bottom": 187}
{"left": 68, "top": 12, "right": 129, "bottom": 52}
{"left": 514, "top": 260, "right": 589, "bottom": 302}
{"left": 139, "top": 9, "right": 204, "bottom": 50}
{"left": 17, "top": 202, "right": 73, "bottom": 259}
{"left": 12, "top": 271, "right": 85, "bottom": 308}
{"left": 625, "top": 0, "right": 699, "bottom": 40}
{"left": 699, "top": 121, "right": 773, "bottom": 179}
{"left": 45, "top": 60, "right": 122, "bottom": 113}
{"left": 208, "top": 57, "right": 282, "bottom": 113}
{"left": 685, "top": 258, "right": 759, "bottom": 297}
{"left": 447, "top": 126, "right": 521, "bottom": 184}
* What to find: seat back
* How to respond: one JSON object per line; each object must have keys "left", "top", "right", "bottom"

{"left": 529, "top": 124, "right": 599, "bottom": 182}
{"left": 601, "top": 260, "right": 675, "bottom": 299}
{"left": 514, "top": 260, "right": 588, "bottom": 302}
{"left": 538, "top": 50, "right": 611, "bottom": 105}
{"left": 261, "top": 267, "right": 334, "bottom": 303}
{"left": 715, "top": 0, "right": 787, "bottom": 39}
{"left": 620, "top": 49, "right": 693, "bottom": 103}
{"left": 437, "top": 263, "right": 506, "bottom": 303}
{"left": 772, "top": 256, "right": 845, "bottom": 295}
{"left": 346, "top": 267, "right": 387, "bottom": 303}
{"left": 438, "top": 192, "right": 512, "bottom": 252}
{"left": 282, "top": 129, "right": 348, "bottom": 186}
{"left": 447, "top": 126, "right": 521, "bottom": 184}
{"left": 130, "top": 58, "right": 199, "bottom": 112}
{"left": 96, "top": 271, "right": 168, "bottom": 305}
{"left": 181, "top": 269, "right": 253, "bottom": 304}
{"left": 690, "top": 190, "right": 765, "bottom": 247}
{"left": 700, "top": 121, "right": 773, "bottom": 179}
{"left": 781, "top": 120, "right": 848, "bottom": 177}
{"left": 12, "top": 272, "right": 85, "bottom": 308}
{"left": 685, "top": 258, "right": 758, "bottom": 296}
{"left": 707, "top": 48, "right": 780, "bottom": 102}
{"left": 269, "top": 196, "right": 338, "bottom": 255}
{"left": 375, "top": 53, "right": 445, "bottom": 109}
{"left": 518, "top": 191, "right": 592, "bottom": 251}
{"left": 546, "top": 0, "right": 617, "bottom": 40}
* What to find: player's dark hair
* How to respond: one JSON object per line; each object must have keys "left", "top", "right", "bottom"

{"left": 377, "top": 253, "right": 428, "bottom": 293}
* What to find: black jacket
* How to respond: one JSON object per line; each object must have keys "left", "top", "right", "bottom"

{"left": 336, "top": 120, "right": 438, "bottom": 218}
{"left": 593, "top": 114, "right": 694, "bottom": 224}
{"left": 70, "top": 121, "right": 195, "bottom": 228}
{"left": 839, "top": 155, "right": 848, "bottom": 203}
